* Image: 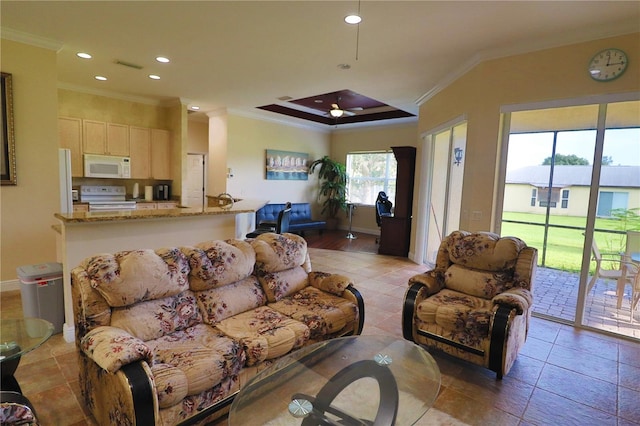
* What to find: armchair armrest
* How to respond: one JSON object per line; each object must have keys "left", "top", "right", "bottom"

{"left": 81, "top": 326, "right": 152, "bottom": 373}
{"left": 407, "top": 270, "right": 445, "bottom": 297}
{"left": 492, "top": 288, "right": 533, "bottom": 315}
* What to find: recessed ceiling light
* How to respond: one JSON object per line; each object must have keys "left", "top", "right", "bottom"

{"left": 148, "top": 74, "right": 161, "bottom": 80}
{"left": 190, "top": 106, "right": 200, "bottom": 110}
{"left": 345, "top": 14, "right": 362, "bottom": 24}
{"left": 94, "top": 75, "right": 107, "bottom": 81}
{"left": 156, "top": 56, "right": 170, "bottom": 63}
{"left": 77, "top": 52, "right": 92, "bottom": 59}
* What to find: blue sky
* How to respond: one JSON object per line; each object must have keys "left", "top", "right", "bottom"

{"left": 507, "top": 128, "right": 640, "bottom": 172}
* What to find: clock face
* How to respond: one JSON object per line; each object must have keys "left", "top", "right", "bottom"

{"left": 588, "top": 48, "right": 628, "bottom": 81}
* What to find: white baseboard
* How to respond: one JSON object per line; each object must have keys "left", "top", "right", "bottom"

{"left": 1, "top": 279, "right": 21, "bottom": 292}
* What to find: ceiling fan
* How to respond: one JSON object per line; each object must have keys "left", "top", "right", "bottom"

{"left": 326, "top": 98, "right": 363, "bottom": 118}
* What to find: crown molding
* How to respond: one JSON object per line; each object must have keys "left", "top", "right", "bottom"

{"left": 57, "top": 82, "right": 164, "bottom": 106}
{"left": 1, "top": 27, "right": 64, "bottom": 52}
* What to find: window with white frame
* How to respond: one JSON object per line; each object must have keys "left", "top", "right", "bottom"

{"left": 346, "top": 151, "right": 397, "bottom": 205}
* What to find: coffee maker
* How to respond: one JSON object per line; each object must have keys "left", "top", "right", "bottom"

{"left": 154, "top": 184, "right": 171, "bottom": 200}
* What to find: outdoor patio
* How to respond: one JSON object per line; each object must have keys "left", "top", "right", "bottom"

{"left": 535, "top": 266, "right": 640, "bottom": 339}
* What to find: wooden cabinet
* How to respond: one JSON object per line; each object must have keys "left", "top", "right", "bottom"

{"left": 129, "top": 127, "right": 171, "bottom": 180}
{"left": 156, "top": 202, "right": 177, "bottom": 209}
{"left": 136, "top": 203, "right": 156, "bottom": 210}
{"left": 151, "top": 129, "right": 171, "bottom": 180}
{"left": 58, "top": 117, "right": 83, "bottom": 177}
{"left": 129, "top": 126, "right": 151, "bottom": 179}
{"left": 379, "top": 146, "right": 416, "bottom": 257}
{"left": 83, "top": 120, "right": 130, "bottom": 156}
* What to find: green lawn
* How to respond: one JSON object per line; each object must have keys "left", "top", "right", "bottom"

{"left": 501, "top": 212, "right": 636, "bottom": 273}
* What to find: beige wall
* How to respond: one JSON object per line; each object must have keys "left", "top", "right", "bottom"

{"left": 187, "top": 119, "right": 209, "bottom": 153}
{"left": 1, "top": 39, "right": 59, "bottom": 282}
{"left": 226, "top": 114, "right": 330, "bottom": 216}
{"left": 417, "top": 32, "right": 640, "bottom": 246}
{"left": 331, "top": 123, "right": 419, "bottom": 231}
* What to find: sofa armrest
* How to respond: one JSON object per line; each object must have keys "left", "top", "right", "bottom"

{"left": 81, "top": 326, "right": 152, "bottom": 373}
{"left": 492, "top": 288, "right": 533, "bottom": 315}
{"left": 308, "top": 271, "right": 353, "bottom": 296}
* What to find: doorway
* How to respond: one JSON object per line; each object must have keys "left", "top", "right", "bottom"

{"left": 416, "top": 120, "right": 467, "bottom": 266}
{"left": 498, "top": 96, "right": 639, "bottom": 338}
{"left": 185, "top": 153, "right": 206, "bottom": 208}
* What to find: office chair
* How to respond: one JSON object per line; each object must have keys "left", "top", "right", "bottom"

{"left": 246, "top": 204, "right": 291, "bottom": 238}
{"left": 375, "top": 192, "right": 393, "bottom": 243}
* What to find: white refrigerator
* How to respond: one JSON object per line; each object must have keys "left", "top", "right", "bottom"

{"left": 59, "top": 148, "right": 73, "bottom": 213}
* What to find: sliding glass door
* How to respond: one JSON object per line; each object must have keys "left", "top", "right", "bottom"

{"left": 499, "top": 97, "right": 639, "bottom": 338}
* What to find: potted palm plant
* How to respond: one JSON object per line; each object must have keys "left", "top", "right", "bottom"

{"left": 308, "top": 156, "right": 348, "bottom": 228}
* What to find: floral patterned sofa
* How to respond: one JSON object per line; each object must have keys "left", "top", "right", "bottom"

{"left": 402, "top": 230, "right": 537, "bottom": 379}
{"left": 71, "top": 232, "right": 364, "bottom": 425}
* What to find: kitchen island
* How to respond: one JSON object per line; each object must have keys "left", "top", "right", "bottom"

{"left": 54, "top": 199, "right": 268, "bottom": 342}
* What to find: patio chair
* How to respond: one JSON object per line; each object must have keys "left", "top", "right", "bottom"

{"left": 588, "top": 238, "right": 638, "bottom": 309}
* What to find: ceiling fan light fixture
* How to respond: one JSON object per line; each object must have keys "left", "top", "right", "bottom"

{"left": 330, "top": 108, "right": 344, "bottom": 118}
{"left": 344, "top": 14, "right": 362, "bottom": 24}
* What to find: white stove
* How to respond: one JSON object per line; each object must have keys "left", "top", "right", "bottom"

{"left": 80, "top": 185, "right": 137, "bottom": 211}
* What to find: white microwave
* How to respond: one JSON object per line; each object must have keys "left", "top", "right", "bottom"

{"left": 84, "top": 154, "right": 131, "bottom": 178}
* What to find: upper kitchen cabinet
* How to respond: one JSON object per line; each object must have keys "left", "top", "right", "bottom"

{"left": 83, "top": 120, "right": 130, "bottom": 156}
{"left": 151, "top": 129, "right": 171, "bottom": 180}
{"left": 129, "top": 126, "right": 151, "bottom": 179}
{"left": 58, "top": 117, "right": 83, "bottom": 177}
{"left": 129, "top": 127, "right": 172, "bottom": 180}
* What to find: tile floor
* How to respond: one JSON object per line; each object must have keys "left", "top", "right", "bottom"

{"left": 1, "top": 248, "right": 639, "bottom": 425}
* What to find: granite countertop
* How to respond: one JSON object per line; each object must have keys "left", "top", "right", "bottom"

{"left": 55, "top": 199, "right": 269, "bottom": 224}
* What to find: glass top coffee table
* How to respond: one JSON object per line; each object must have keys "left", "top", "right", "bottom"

{"left": 0, "top": 318, "right": 54, "bottom": 393}
{"left": 229, "top": 335, "right": 440, "bottom": 425}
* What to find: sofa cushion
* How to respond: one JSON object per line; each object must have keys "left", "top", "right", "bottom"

{"left": 446, "top": 231, "right": 525, "bottom": 271}
{"left": 257, "top": 266, "right": 309, "bottom": 303}
{"left": 444, "top": 264, "right": 514, "bottom": 299}
{"left": 196, "top": 276, "right": 267, "bottom": 324}
{"left": 252, "top": 233, "right": 308, "bottom": 274}
{"left": 184, "top": 239, "right": 256, "bottom": 291}
{"left": 151, "top": 363, "right": 189, "bottom": 409}
{"left": 82, "top": 248, "right": 190, "bottom": 307}
{"left": 146, "top": 324, "right": 245, "bottom": 396}
{"left": 268, "top": 287, "right": 357, "bottom": 339}
{"left": 110, "top": 290, "right": 202, "bottom": 341}
{"left": 215, "top": 306, "right": 310, "bottom": 366}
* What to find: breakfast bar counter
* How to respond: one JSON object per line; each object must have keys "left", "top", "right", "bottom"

{"left": 54, "top": 198, "right": 268, "bottom": 343}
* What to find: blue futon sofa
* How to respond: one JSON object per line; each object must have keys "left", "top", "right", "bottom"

{"left": 255, "top": 203, "right": 326, "bottom": 235}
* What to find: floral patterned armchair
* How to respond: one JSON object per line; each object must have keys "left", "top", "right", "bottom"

{"left": 402, "top": 231, "right": 537, "bottom": 379}
{"left": 71, "top": 233, "right": 363, "bottom": 425}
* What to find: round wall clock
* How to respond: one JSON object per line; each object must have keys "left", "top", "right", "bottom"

{"left": 588, "top": 48, "right": 628, "bottom": 81}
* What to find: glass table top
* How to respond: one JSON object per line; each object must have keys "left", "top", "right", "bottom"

{"left": 229, "top": 335, "right": 441, "bottom": 425}
{"left": 0, "top": 318, "right": 54, "bottom": 362}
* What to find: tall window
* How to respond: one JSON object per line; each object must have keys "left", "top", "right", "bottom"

{"left": 346, "top": 151, "right": 397, "bottom": 205}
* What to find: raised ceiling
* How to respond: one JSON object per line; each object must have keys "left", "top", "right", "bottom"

{"left": 1, "top": 1, "right": 638, "bottom": 129}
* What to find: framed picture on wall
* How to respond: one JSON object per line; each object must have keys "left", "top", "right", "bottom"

{"left": 265, "top": 149, "right": 309, "bottom": 180}
{"left": 1, "top": 72, "right": 16, "bottom": 185}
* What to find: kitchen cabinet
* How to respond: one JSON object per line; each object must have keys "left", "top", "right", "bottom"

{"left": 83, "top": 120, "right": 130, "bottom": 156}
{"left": 129, "top": 127, "right": 171, "bottom": 179}
{"left": 136, "top": 203, "right": 156, "bottom": 210}
{"left": 156, "top": 202, "right": 177, "bottom": 209}
{"left": 151, "top": 129, "right": 171, "bottom": 180}
{"left": 129, "top": 126, "right": 151, "bottom": 179}
{"left": 58, "top": 117, "right": 83, "bottom": 177}
{"left": 73, "top": 204, "right": 89, "bottom": 212}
